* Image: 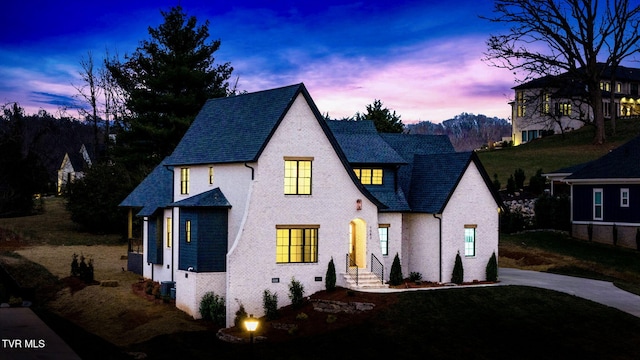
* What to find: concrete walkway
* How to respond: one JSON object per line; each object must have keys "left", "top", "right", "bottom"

{"left": 0, "top": 307, "right": 81, "bottom": 360}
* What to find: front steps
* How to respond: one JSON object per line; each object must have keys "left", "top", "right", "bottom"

{"left": 342, "top": 269, "right": 388, "bottom": 289}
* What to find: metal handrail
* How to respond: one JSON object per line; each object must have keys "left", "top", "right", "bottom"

{"left": 346, "top": 253, "right": 358, "bottom": 285}
{"left": 370, "top": 253, "right": 384, "bottom": 284}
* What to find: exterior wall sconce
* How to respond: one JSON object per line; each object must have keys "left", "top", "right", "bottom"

{"left": 356, "top": 199, "right": 362, "bottom": 210}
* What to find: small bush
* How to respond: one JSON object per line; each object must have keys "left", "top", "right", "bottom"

{"left": 486, "top": 252, "right": 498, "bottom": 282}
{"left": 409, "top": 272, "right": 422, "bottom": 282}
{"left": 325, "top": 257, "right": 336, "bottom": 292}
{"left": 263, "top": 290, "right": 279, "bottom": 320}
{"left": 199, "top": 292, "right": 225, "bottom": 325}
{"left": 288, "top": 325, "right": 299, "bottom": 335}
{"left": 492, "top": 173, "right": 501, "bottom": 191}
{"left": 296, "top": 312, "right": 309, "bottom": 321}
{"left": 451, "top": 252, "right": 464, "bottom": 284}
{"left": 288, "top": 277, "right": 305, "bottom": 308}
{"left": 389, "top": 253, "right": 403, "bottom": 286}
{"left": 326, "top": 314, "right": 337, "bottom": 324}
{"left": 514, "top": 168, "right": 526, "bottom": 190}
{"left": 71, "top": 253, "right": 80, "bottom": 277}
{"left": 529, "top": 168, "right": 546, "bottom": 195}
{"left": 234, "top": 302, "right": 248, "bottom": 328}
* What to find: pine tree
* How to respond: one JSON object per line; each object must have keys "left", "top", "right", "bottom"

{"left": 452, "top": 252, "right": 464, "bottom": 284}
{"left": 107, "top": 5, "right": 233, "bottom": 167}
{"left": 486, "top": 252, "right": 498, "bottom": 282}
{"left": 325, "top": 257, "right": 336, "bottom": 292}
{"left": 389, "top": 253, "right": 404, "bottom": 286}
{"left": 355, "top": 99, "right": 404, "bottom": 133}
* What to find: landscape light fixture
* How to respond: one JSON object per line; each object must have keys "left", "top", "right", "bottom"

{"left": 244, "top": 314, "right": 259, "bottom": 344}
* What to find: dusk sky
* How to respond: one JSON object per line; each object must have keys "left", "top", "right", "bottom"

{"left": 0, "top": 1, "right": 516, "bottom": 123}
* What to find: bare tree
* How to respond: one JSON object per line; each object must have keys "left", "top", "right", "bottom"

{"left": 74, "top": 51, "right": 101, "bottom": 156}
{"left": 484, "top": 0, "right": 640, "bottom": 145}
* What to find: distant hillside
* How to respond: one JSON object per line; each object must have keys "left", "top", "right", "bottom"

{"left": 406, "top": 113, "right": 511, "bottom": 151}
{"left": 477, "top": 117, "right": 640, "bottom": 191}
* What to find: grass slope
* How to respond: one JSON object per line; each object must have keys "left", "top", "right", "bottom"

{"left": 478, "top": 118, "right": 640, "bottom": 189}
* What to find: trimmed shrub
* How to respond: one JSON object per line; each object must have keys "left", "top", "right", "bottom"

{"left": 451, "top": 252, "right": 464, "bottom": 284}
{"left": 325, "top": 257, "right": 336, "bottom": 292}
{"left": 534, "top": 193, "right": 570, "bottom": 231}
{"left": 389, "top": 253, "right": 403, "bottom": 286}
{"left": 528, "top": 168, "right": 546, "bottom": 195}
{"left": 199, "top": 292, "right": 225, "bottom": 325}
{"left": 234, "top": 303, "right": 248, "bottom": 328}
{"left": 486, "top": 252, "right": 498, "bottom": 282}
{"left": 514, "top": 168, "right": 526, "bottom": 190}
{"left": 288, "top": 277, "right": 305, "bottom": 308}
{"left": 409, "top": 272, "right": 422, "bottom": 282}
{"left": 263, "top": 290, "right": 279, "bottom": 320}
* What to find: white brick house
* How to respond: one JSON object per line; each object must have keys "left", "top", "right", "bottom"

{"left": 120, "top": 84, "right": 501, "bottom": 326}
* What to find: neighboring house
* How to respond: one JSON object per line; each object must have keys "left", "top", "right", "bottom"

{"left": 563, "top": 135, "right": 640, "bottom": 248}
{"left": 120, "top": 83, "right": 502, "bottom": 326}
{"left": 57, "top": 144, "right": 93, "bottom": 194}
{"left": 511, "top": 65, "right": 640, "bottom": 146}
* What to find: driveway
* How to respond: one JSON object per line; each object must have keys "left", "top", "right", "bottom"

{"left": 499, "top": 267, "right": 640, "bottom": 318}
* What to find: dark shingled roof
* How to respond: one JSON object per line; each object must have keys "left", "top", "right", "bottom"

{"left": 166, "top": 84, "right": 303, "bottom": 166}
{"left": 409, "top": 152, "right": 475, "bottom": 213}
{"left": 119, "top": 158, "right": 173, "bottom": 217}
{"left": 379, "top": 133, "right": 456, "bottom": 199}
{"left": 325, "top": 120, "right": 406, "bottom": 164}
{"left": 169, "top": 188, "right": 231, "bottom": 208}
{"left": 566, "top": 135, "right": 640, "bottom": 180}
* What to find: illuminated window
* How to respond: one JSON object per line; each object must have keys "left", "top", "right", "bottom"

{"left": 556, "top": 102, "right": 571, "bottom": 116}
{"left": 284, "top": 159, "right": 312, "bottom": 195}
{"left": 600, "top": 81, "right": 611, "bottom": 91}
{"left": 516, "top": 91, "right": 526, "bottom": 117}
{"left": 464, "top": 225, "right": 476, "bottom": 257}
{"left": 621, "top": 188, "right": 629, "bottom": 208}
{"left": 353, "top": 168, "right": 383, "bottom": 185}
{"left": 166, "top": 217, "right": 172, "bottom": 247}
{"left": 378, "top": 225, "right": 389, "bottom": 256}
{"left": 185, "top": 220, "right": 192, "bottom": 243}
{"left": 276, "top": 226, "right": 318, "bottom": 263}
{"left": 209, "top": 166, "right": 214, "bottom": 185}
{"left": 594, "top": 189, "right": 603, "bottom": 220}
{"left": 180, "top": 168, "right": 189, "bottom": 195}
{"left": 542, "top": 92, "right": 550, "bottom": 115}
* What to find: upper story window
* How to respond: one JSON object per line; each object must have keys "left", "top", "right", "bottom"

{"left": 542, "top": 92, "right": 551, "bottom": 115}
{"left": 556, "top": 102, "right": 572, "bottom": 116}
{"left": 209, "top": 166, "right": 214, "bottom": 185}
{"left": 516, "top": 91, "right": 526, "bottom": 117}
{"left": 180, "top": 168, "right": 190, "bottom": 195}
{"left": 600, "top": 81, "right": 611, "bottom": 92}
{"left": 354, "top": 168, "right": 383, "bottom": 185}
{"left": 284, "top": 158, "right": 312, "bottom": 195}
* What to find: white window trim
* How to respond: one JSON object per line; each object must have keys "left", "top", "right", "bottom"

{"left": 594, "top": 188, "right": 603, "bottom": 220}
{"left": 621, "top": 188, "right": 629, "bottom": 208}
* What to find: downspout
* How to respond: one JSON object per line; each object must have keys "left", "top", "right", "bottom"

{"left": 433, "top": 214, "right": 442, "bottom": 283}
{"left": 244, "top": 162, "right": 255, "bottom": 180}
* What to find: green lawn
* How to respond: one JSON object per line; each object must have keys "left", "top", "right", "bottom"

{"left": 478, "top": 118, "right": 640, "bottom": 189}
